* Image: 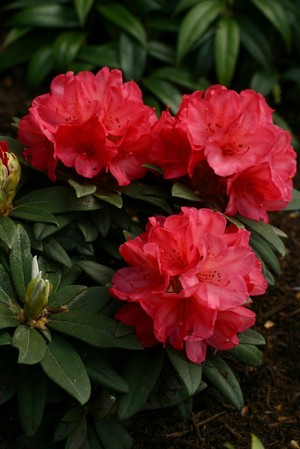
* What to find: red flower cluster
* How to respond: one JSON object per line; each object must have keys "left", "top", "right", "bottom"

{"left": 111, "top": 208, "right": 267, "bottom": 363}
{"left": 155, "top": 85, "right": 297, "bottom": 222}
{"left": 18, "top": 67, "right": 158, "bottom": 185}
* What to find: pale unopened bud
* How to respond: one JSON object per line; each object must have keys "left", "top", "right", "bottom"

{"left": 0, "top": 141, "right": 21, "bottom": 216}
{"left": 24, "top": 256, "right": 52, "bottom": 321}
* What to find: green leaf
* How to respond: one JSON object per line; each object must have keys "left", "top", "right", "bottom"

{"left": 2, "top": 26, "right": 31, "bottom": 47}
{"left": 0, "top": 216, "right": 17, "bottom": 250}
{"left": 53, "top": 31, "right": 86, "bottom": 72}
{"left": 0, "top": 265, "right": 17, "bottom": 307}
{"left": 33, "top": 213, "right": 76, "bottom": 241}
{"left": 65, "top": 416, "right": 87, "bottom": 449}
{"left": 7, "top": 4, "right": 79, "bottom": 28}
{"left": 12, "top": 325, "right": 47, "bottom": 365}
{"left": 10, "top": 204, "right": 58, "bottom": 225}
{"left": 238, "top": 16, "right": 273, "bottom": 68}
{"left": 80, "top": 347, "right": 129, "bottom": 393}
{"left": 121, "top": 181, "right": 172, "bottom": 213}
{"left": 237, "top": 215, "right": 286, "bottom": 256}
{"left": 151, "top": 67, "right": 205, "bottom": 91}
{"left": 93, "top": 186, "right": 123, "bottom": 208}
{"left": 76, "top": 260, "right": 114, "bottom": 285}
{"left": 48, "top": 311, "right": 141, "bottom": 349}
{"left": 69, "top": 286, "right": 111, "bottom": 314}
{"left": 118, "top": 33, "right": 146, "bottom": 81}
{"left": 172, "top": 182, "right": 201, "bottom": 202}
{"left": 202, "top": 353, "right": 244, "bottom": 410}
{"left": 9, "top": 224, "right": 33, "bottom": 303}
{"left": 96, "top": 2, "right": 147, "bottom": 47}
{"left": 250, "top": 233, "right": 281, "bottom": 275}
{"left": 147, "top": 41, "right": 176, "bottom": 64}
{"left": 73, "top": 0, "right": 94, "bottom": 26}
{"left": 284, "top": 188, "right": 300, "bottom": 211}
{"left": 227, "top": 344, "right": 263, "bottom": 367}
{"left": 76, "top": 43, "right": 119, "bottom": 68}
{"left": 249, "top": 0, "right": 292, "bottom": 48}
{"left": 15, "top": 186, "right": 105, "bottom": 213}
{"left": 118, "top": 349, "right": 164, "bottom": 419}
{"left": 26, "top": 45, "right": 54, "bottom": 88}
{"left": 94, "top": 417, "right": 133, "bottom": 449}
{"left": 250, "top": 68, "right": 279, "bottom": 96}
{"left": 174, "top": 0, "right": 202, "bottom": 14}
{"left": 87, "top": 422, "right": 105, "bottom": 449}
{"left": 76, "top": 216, "right": 98, "bottom": 243}
{"left": 48, "top": 285, "right": 87, "bottom": 308}
{"left": 17, "top": 364, "right": 47, "bottom": 436}
{"left": 0, "top": 303, "right": 19, "bottom": 329}
{"left": 238, "top": 329, "right": 266, "bottom": 346}
{"left": 177, "top": 0, "right": 222, "bottom": 62}
{"left": 214, "top": 17, "right": 240, "bottom": 86}
{"left": 54, "top": 407, "right": 86, "bottom": 443}
{"left": 251, "top": 434, "right": 265, "bottom": 449}
{"left": 167, "top": 346, "right": 202, "bottom": 396}
{"left": 141, "top": 77, "right": 182, "bottom": 114}
{"left": 40, "top": 335, "right": 91, "bottom": 405}
{"left": 90, "top": 209, "right": 110, "bottom": 238}
{"left": 0, "top": 348, "right": 16, "bottom": 405}
{"left": 0, "top": 330, "right": 12, "bottom": 346}
{"left": 68, "top": 179, "right": 97, "bottom": 198}
{"left": 43, "top": 239, "right": 72, "bottom": 269}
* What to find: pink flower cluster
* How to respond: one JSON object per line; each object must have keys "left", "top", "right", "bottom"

{"left": 18, "top": 68, "right": 296, "bottom": 222}
{"left": 155, "top": 85, "right": 297, "bottom": 222}
{"left": 18, "top": 67, "right": 158, "bottom": 185}
{"left": 110, "top": 207, "right": 268, "bottom": 363}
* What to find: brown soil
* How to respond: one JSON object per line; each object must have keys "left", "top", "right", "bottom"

{"left": 0, "top": 72, "right": 299, "bottom": 449}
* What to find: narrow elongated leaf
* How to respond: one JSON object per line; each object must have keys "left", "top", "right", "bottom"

{"left": 73, "top": 0, "right": 94, "bottom": 26}
{"left": 177, "top": 0, "right": 222, "bottom": 62}
{"left": 33, "top": 213, "right": 75, "bottom": 241}
{"left": 68, "top": 179, "right": 97, "bottom": 198}
{"left": 43, "top": 239, "right": 72, "bottom": 269}
{"left": 76, "top": 43, "right": 119, "bottom": 68}
{"left": 118, "top": 349, "right": 164, "bottom": 419}
{"left": 250, "top": 233, "right": 281, "bottom": 275}
{"left": 69, "top": 286, "right": 111, "bottom": 314}
{"left": 142, "top": 77, "right": 182, "bottom": 114}
{"left": 94, "top": 417, "right": 133, "bottom": 449}
{"left": 10, "top": 204, "right": 58, "bottom": 225}
{"left": 167, "top": 346, "right": 202, "bottom": 396}
{"left": 54, "top": 407, "right": 86, "bottom": 443}
{"left": 0, "top": 330, "right": 11, "bottom": 346}
{"left": 90, "top": 208, "right": 110, "bottom": 238}
{"left": 227, "top": 344, "right": 263, "bottom": 366}
{"left": 12, "top": 325, "right": 47, "bottom": 365}
{"left": 152, "top": 67, "right": 205, "bottom": 90}
{"left": 0, "top": 349, "right": 16, "bottom": 405}
{"left": 250, "top": 0, "right": 292, "bottom": 48}
{"left": 48, "top": 285, "right": 87, "bottom": 308}
{"left": 147, "top": 41, "right": 176, "bottom": 64}
{"left": 238, "top": 16, "right": 273, "bottom": 67}
{"left": 118, "top": 33, "right": 146, "bottom": 81}
{"left": 53, "top": 31, "right": 86, "bottom": 71}
{"left": 0, "top": 265, "right": 17, "bottom": 307}
{"left": 202, "top": 354, "right": 244, "bottom": 410}
{"left": 7, "top": 4, "right": 79, "bottom": 28}
{"left": 76, "top": 216, "right": 98, "bottom": 243}
{"left": 250, "top": 68, "right": 279, "bottom": 96}
{"left": 172, "top": 182, "right": 201, "bottom": 201}
{"left": 238, "top": 329, "right": 266, "bottom": 346}
{"left": 9, "top": 224, "right": 33, "bottom": 302}
{"left": 214, "top": 17, "right": 240, "bottom": 86}
{"left": 0, "top": 217, "right": 17, "bottom": 250}
{"left": 97, "top": 3, "right": 147, "bottom": 47}
{"left": 26, "top": 45, "right": 54, "bottom": 88}
{"left": 76, "top": 260, "right": 114, "bottom": 285}
{"left": 93, "top": 186, "right": 122, "bottom": 208}
{"left": 65, "top": 417, "right": 87, "bottom": 449}
{"left": 251, "top": 434, "right": 265, "bottom": 449}
{"left": 17, "top": 364, "right": 47, "bottom": 436}
{"left": 283, "top": 188, "right": 300, "bottom": 211}
{"left": 0, "top": 303, "right": 19, "bottom": 329}
{"left": 40, "top": 335, "right": 91, "bottom": 405}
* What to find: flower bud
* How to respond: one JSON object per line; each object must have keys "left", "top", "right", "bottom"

{"left": 24, "top": 256, "right": 52, "bottom": 321}
{"left": 0, "top": 141, "right": 21, "bottom": 216}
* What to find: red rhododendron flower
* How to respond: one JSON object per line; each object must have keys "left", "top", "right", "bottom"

{"left": 111, "top": 207, "right": 267, "bottom": 363}
{"left": 18, "top": 67, "right": 158, "bottom": 185}
{"left": 156, "top": 85, "right": 296, "bottom": 222}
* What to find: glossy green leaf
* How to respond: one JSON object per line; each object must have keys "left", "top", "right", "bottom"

{"left": 250, "top": 232, "right": 281, "bottom": 275}
{"left": 174, "top": 0, "right": 202, "bottom": 14}
{"left": 167, "top": 346, "right": 202, "bottom": 396}
{"left": 10, "top": 204, "right": 58, "bottom": 225}
{"left": 43, "top": 239, "right": 72, "bottom": 269}
{"left": 0, "top": 304, "right": 19, "bottom": 329}
{"left": 142, "top": 77, "right": 182, "bottom": 114}
{"left": 65, "top": 416, "right": 87, "bottom": 449}
{"left": 53, "top": 31, "right": 86, "bottom": 71}
{"left": 9, "top": 224, "right": 32, "bottom": 303}
{"left": 147, "top": 41, "right": 176, "bottom": 64}
{"left": 48, "top": 285, "right": 87, "bottom": 308}
{"left": 250, "top": 68, "right": 279, "bottom": 96}
{"left": 90, "top": 208, "right": 110, "bottom": 238}
{"left": 69, "top": 286, "right": 111, "bottom": 314}
{"left": 177, "top": 0, "right": 222, "bottom": 62}
{"left": 238, "top": 16, "right": 273, "bottom": 68}
{"left": 2, "top": 26, "right": 31, "bottom": 47}
{"left": 26, "top": 44, "right": 54, "bottom": 88}
{"left": 214, "top": 17, "right": 240, "bottom": 86}
{"left": 7, "top": 4, "right": 79, "bottom": 28}
{"left": 68, "top": 179, "right": 97, "bottom": 198}
{"left": 33, "top": 213, "right": 76, "bottom": 241}
{"left": 249, "top": 0, "right": 292, "bottom": 48}
{"left": 73, "top": 0, "right": 94, "bottom": 26}
{"left": 40, "top": 335, "right": 91, "bottom": 405}
{"left": 54, "top": 407, "right": 86, "bottom": 443}
{"left": 93, "top": 186, "right": 123, "bottom": 208}
{"left": 202, "top": 353, "right": 244, "bottom": 410}
{"left": 15, "top": 186, "right": 105, "bottom": 213}
{"left": 17, "top": 364, "right": 47, "bottom": 436}
{"left": 284, "top": 188, "right": 300, "bottom": 211}
{"left": 76, "top": 260, "right": 114, "bottom": 285}
{"left": 251, "top": 434, "right": 265, "bottom": 449}
{"left": 0, "top": 216, "right": 17, "bottom": 250}
{"left": 151, "top": 67, "right": 205, "bottom": 90}
{"left": 172, "top": 182, "right": 201, "bottom": 202}
{"left": 238, "top": 329, "right": 266, "bottom": 346}
{"left": 118, "top": 33, "right": 146, "bottom": 81}
{"left": 118, "top": 349, "right": 164, "bottom": 419}
{"left": 227, "top": 344, "right": 263, "bottom": 367}
{"left": 76, "top": 43, "right": 119, "bottom": 68}
{"left": 121, "top": 181, "right": 172, "bottom": 213}
{"left": 237, "top": 215, "right": 286, "bottom": 256}
{"left": 12, "top": 325, "right": 47, "bottom": 365}
{"left": 80, "top": 348, "right": 129, "bottom": 393}
{"left": 94, "top": 417, "right": 133, "bottom": 449}
{"left": 97, "top": 3, "right": 147, "bottom": 47}
{"left": 0, "top": 330, "right": 12, "bottom": 346}
{"left": 0, "top": 265, "right": 17, "bottom": 307}
{"left": 48, "top": 311, "right": 141, "bottom": 349}
{"left": 76, "top": 216, "right": 98, "bottom": 243}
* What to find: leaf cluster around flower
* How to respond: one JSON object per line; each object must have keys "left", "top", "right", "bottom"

{"left": 18, "top": 67, "right": 297, "bottom": 223}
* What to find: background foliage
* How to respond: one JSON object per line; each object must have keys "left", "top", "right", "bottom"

{"left": 0, "top": 0, "right": 300, "bottom": 144}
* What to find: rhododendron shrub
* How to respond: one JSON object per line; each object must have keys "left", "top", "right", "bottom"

{"left": 111, "top": 207, "right": 268, "bottom": 363}
{"left": 18, "top": 67, "right": 158, "bottom": 185}
{"left": 156, "top": 85, "right": 297, "bottom": 222}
